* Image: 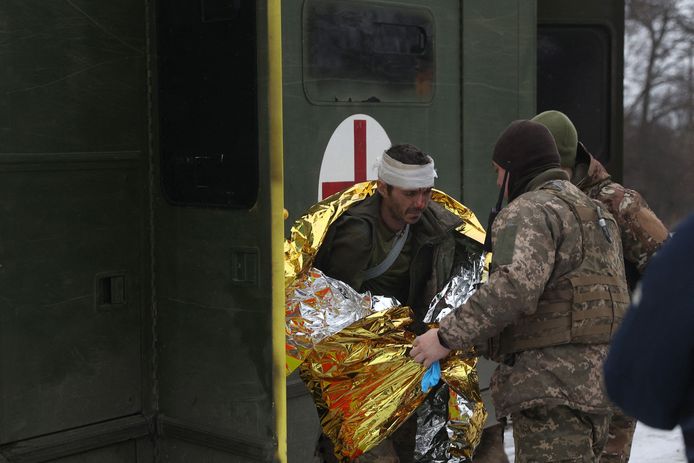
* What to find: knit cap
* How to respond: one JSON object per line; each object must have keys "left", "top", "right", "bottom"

{"left": 531, "top": 110, "right": 578, "bottom": 169}
{"left": 492, "top": 120, "right": 561, "bottom": 201}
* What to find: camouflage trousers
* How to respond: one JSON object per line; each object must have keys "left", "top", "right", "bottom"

{"left": 600, "top": 412, "right": 637, "bottom": 462}
{"left": 511, "top": 405, "right": 610, "bottom": 462}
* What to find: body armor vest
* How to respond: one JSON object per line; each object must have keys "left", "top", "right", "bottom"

{"left": 497, "top": 181, "right": 629, "bottom": 355}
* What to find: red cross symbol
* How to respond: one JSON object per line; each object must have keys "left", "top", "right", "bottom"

{"left": 321, "top": 119, "right": 367, "bottom": 199}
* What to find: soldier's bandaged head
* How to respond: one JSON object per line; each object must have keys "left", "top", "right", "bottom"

{"left": 378, "top": 152, "right": 437, "bottom": 189}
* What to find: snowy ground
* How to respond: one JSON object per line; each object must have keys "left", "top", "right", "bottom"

{"left": 504, "top": 422, "right": 686, "bottom": 462}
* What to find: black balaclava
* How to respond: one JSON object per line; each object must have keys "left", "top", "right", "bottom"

{"left": 483, "top": 120, "right": 561, "bottom": 252}
{"left": 492, "top": 119, "right": 561, "bottom": 202}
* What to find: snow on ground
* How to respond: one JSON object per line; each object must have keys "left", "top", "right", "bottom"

{"left": 503, "top": 422, "right": 686, "bottom": 462}
{"left": 629, "top": 423, "right": 687, "bottom": 463}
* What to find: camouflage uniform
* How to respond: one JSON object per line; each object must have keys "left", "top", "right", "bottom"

{"left": 574, "top": 145, "right": 668, "bottom": 283}
{"left": 512, "top": 405, "right": 610, "bottom": 462}
{"left": 573, "top": 145, "right": 669, "bottom": 462}
{"left": 438, "top": 169, "right": 628, "bottom": 462}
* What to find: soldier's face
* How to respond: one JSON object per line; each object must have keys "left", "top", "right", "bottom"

{"left": 493, "top": 162, "right": 509, "bottom": 199}
{"left": 377, "top": 180, "right": 432, "bottom": 230}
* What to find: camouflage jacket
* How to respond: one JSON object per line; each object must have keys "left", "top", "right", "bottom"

{"left": 573, "top": 145, "right": 668, "bottom": 286}
{"left": 438, "top": 169, "right": 618, "bottom": 417}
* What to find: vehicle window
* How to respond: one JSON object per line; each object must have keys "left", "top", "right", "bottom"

{"left": 538, "top": 26, "right": 611, "bottom": 163}
{"left": 303, "top": 0, "right": 435, "bottom": 104}
{"left": 156, "top": 0, "right": 258, "bottom": 208}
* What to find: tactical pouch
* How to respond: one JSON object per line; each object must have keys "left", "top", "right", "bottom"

{"left": 569, "top": 274, "right": 630, "bottom": 343}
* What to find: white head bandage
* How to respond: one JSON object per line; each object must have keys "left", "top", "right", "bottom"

{"left": 377, "top": 152, "right": 437, "bottom": 189}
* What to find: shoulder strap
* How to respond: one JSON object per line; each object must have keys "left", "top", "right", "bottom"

{"left": 363, "top": 224, "right": 410, "bottom": 281}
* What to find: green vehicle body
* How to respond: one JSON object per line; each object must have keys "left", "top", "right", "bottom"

{"left": 0, "top": 1, "right": 622, "bottom": 462}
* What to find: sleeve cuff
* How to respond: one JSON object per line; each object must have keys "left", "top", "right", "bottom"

{"left": 437, "top": 329, "right": 451, "bottom": 349}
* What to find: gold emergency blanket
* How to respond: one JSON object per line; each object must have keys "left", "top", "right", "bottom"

{"left": 284, "top": 181, "right": 488, "bottom": 461}
{"left": 284, "top": 182, "right": 485, "bottom": 291}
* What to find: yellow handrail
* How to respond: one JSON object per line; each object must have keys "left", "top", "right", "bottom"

{"left": 268, "top": 0, "right": 286, "bottom": 461}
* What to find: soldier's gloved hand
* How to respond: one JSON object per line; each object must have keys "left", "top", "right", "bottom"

{"left": 411, "top": 328, "right": 451, "bottom": 368}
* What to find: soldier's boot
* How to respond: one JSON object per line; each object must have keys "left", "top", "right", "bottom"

{"left": 472, "top": 423, "right": 509, "bottom": 463}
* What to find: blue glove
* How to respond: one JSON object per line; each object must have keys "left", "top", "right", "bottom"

{"left": 421, "top": 360, "right": 441, "bottom": 393}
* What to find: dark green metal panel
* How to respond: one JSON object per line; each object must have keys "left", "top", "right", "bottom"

{"left": 282, "top": 0, "right": 462, "bottom": 225}
{"left": 49, "top": 440, "right": 140, "bottom": 463}
{"left": 537, "top": 0, "right": 624, "bottom": 181}
{"left": 157, "top": 438, "right": 262, "bottom": 463}
{"left": 0, "top": 157, "right": 145, "bottom": 443}
{"left": 461, "top": 0, "right": 537, "bottom": 219}
{"left": 0, "top": 0, "right": 151, "bottom": 461}
{"left": 152, "top": 1, "right": 277, "bottom": 460}
{"left": 1, "top": 417, "right": 151, "bottom": 462}
{"left": 281, "top": 0, "right": 537, "bottom": 222}
{"left": 0, "top": 1, "right": 147, "bottom": 153}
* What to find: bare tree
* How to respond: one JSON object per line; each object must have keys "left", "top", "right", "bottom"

{"left": 624, "top": 0, "right": 694, "bottom": 227}
{"left": 626, "top": 0, "right": 681, "bottom": 131}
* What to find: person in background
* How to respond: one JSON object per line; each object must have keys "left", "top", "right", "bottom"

{"left": 411, "top": 120, "right": 629, "bottom": 462}
{"left": 532, "top": 110, "right": 669, "bottom": 462}
{"left": 604, "top": 212, "right": 694, "bottom": 463}
{"left": 314, "top": 143, "right": 497, "bottom": 462}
